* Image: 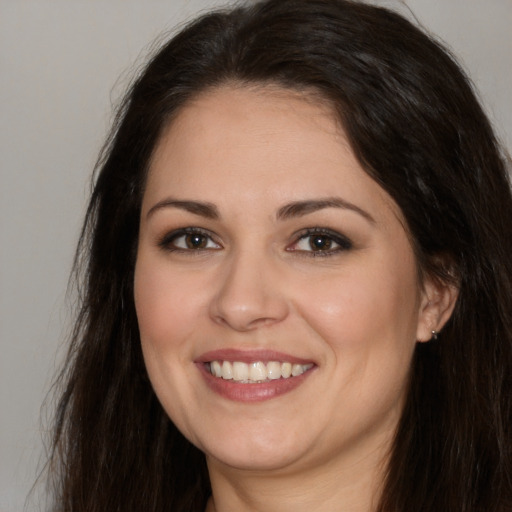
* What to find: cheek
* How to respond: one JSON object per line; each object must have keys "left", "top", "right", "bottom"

{"left": 292, "top": 252, "right": 421, "bottom": 359}
{"left": 133, "top": 256, "right": 205, "bottom": 435}
{"left": 134, "top": 256, "right": 205, "bottom": 351}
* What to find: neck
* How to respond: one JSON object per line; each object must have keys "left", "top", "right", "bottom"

{"left": 205, "top": 442, "right": 388, "bottom": 512}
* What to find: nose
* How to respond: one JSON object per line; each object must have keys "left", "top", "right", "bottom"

{"left": 209, "top": 249, "right": 289, "bottom": 332}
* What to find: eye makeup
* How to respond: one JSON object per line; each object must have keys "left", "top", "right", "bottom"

{"left": 287, "top": 227, "right": 353, "bottom": 257}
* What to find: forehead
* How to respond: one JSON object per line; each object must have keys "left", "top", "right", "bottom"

{"left": 145, "top": 84, "right": 401, "bottom": 222}
{"left": 152, "top": 84, "right": 340, "bottom": 165}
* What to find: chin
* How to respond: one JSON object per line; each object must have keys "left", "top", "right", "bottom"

{"left": 206, "top": 445, "right": 305, "bottom": 473}
{"left": 200, "top": 423, "right": 312, "bottom": 472}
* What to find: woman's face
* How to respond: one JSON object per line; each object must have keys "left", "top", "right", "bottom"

{"left": 134, "top": 85, "right": 436, "bottom": 475}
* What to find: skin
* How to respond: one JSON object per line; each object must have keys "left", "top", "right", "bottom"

{"left": 134, "top": 85, "right": 457, "bottom": 511}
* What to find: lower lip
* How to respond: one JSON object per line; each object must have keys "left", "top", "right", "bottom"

{"left": 196, "top": 363, "right": 315, "bottom": 402}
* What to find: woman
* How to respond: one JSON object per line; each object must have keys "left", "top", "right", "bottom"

{"left": 48, "top": 0, "right": 512, "bottom": 510}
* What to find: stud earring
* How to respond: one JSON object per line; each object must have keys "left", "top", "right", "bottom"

{"left": 431, "top": 330, "right": 439, "bottom": 341}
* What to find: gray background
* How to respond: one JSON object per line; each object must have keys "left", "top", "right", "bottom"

{"left": 1, "top": 1, "right": 510, "bottom": 510}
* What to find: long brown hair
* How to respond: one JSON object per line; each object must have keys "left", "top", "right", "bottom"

{"left": 48, "top": 1, "right": 512, "bottom": 510}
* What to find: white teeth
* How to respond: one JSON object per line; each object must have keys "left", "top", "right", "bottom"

{"left": 291, "top": 363, "right": 304, "bottom": 376}
{"left": 211, "top": 360, "right": 222, "bottom": 378}
{"left": 208, "top": 360, "right": 313, "bottom": 382}
{"left": 221, "top": 360, "right": 233, "bottom": 380}
{"left": 267, "top": 361, "right": 282, "bottom": 380}
{"left": 233, "top": 361, "right": 249, "bottom": 381}
{"left": 281, "top": 362, "right": 292, "bottom": 378}
{"left": 249, "top": 361, "right": 267, "bottom": 381}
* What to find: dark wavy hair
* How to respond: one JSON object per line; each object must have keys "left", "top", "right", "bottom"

{"left": 47, "top": 0, "right": 512, "bottom": 510}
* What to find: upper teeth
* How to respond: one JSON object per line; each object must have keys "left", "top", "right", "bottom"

{"left": 208, "top": 360, "right": 313, "bottom": 382}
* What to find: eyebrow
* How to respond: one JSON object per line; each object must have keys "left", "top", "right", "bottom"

{"left": 146, "top": 199, "right": 219, "bottom": 220}
{"left": 276, "top": 197, "right": 375, "bottom": 223}
{"left": 146, "top": 196, "right": 375, "bottom": 224}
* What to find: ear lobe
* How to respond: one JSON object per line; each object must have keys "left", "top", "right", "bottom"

{"left": 416, "top": 276, "right": 459, "bottom": 342}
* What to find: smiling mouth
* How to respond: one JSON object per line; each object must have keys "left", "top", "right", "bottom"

{"left": 206, "top": 360, "right": 314, "bottom": 383}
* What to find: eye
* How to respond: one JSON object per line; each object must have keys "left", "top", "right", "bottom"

{"left": 159, "top": 228, "right": 221, "bottom": 252}
{"left": 288, "top": 228, "right": 352, "bottom": 256}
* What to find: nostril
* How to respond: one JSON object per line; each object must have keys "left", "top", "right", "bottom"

{"left": 211, "top": 310, "right": 278, "bottom": 332}
{"left": 208, "top": 262, "right": 289, "bottom": 331}
{"left": 210, "top": 296, "right": 289, "bottom": 332}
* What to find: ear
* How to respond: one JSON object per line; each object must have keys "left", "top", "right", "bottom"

{"left": 416, "top": 273, "right": 459, "bottom": 342}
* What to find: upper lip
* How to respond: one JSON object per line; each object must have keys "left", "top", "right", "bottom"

{"left": 195, "top": 348, "right": 315, "bottom": 365}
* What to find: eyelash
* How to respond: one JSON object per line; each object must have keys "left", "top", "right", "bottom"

{"left": 157, "top": 227, "right": 353, "bottom": 257}
{"left": 158, "top": 227, "right": 221, "bottom": 253}
{"left": 288, "top": 228, "right": 353, "bottom": 257}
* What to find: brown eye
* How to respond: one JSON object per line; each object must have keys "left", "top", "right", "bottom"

{"left": 293, "top": 233, "right": 339, "bottom": 253}
{"left": 309, "top": 235, "right": 333, "bottom": 251}
{"left": 185, "top": 233, "right": 208, "bottom": 249}
{"left": 288, "top": 228, "right": 352, "bottom": 256}
{"left": 160, "top": 229, "right": 221, "bottom": 252}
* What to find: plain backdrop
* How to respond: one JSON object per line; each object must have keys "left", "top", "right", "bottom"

{"left": 1, "top": 1, "right": 510, "bottom": 510}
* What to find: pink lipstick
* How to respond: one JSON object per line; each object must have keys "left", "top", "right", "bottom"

{"left": 195, "top": 349, "right": 316, "bottom": 402}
